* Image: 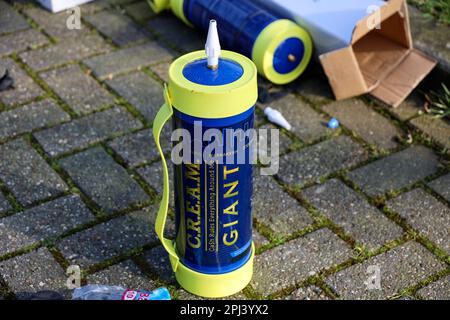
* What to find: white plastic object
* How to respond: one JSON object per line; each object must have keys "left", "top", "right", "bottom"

{"left": 205, "top": 20, "right": 221, "bottom": 69}
{"left": 36, "top": 0, "right": 94, "bottom": 13}
{"left": 264, "top": 107, "right": 292, "bottom": 131}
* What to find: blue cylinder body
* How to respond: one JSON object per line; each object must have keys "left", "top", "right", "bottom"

{"left": 182, "top": 0, "right": 304, "bottom": 75}
{"left": 172, "top": 58, "right": 254, "bottom": 274}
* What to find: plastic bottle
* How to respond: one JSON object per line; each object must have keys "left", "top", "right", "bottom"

{"left": 72, "top": 284, "right": 171, "bottom": 300}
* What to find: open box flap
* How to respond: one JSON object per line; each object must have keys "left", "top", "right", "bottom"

{"left": 370, "top": 49, "right": 436, "bottom": 107}
{"left": 319, "top": 46, "right": 368, "bottom": 100}
{"left": 351, "top": 0, "right": 409, "bottom": 46}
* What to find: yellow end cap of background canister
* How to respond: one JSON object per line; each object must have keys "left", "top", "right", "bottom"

{"left": 170, "top": 0, "right": 191, "bottom": 26}
{"left": 147, "top": 0, "right": 170, "bottom": 13}
{"left": 168, "top": 50, "right": 258, "bottom": 119}
{"left": 147, "top": 0, "right": 191, "bottom": 26}
{"left": 252, "top": 19, "right": 313, "bottom": 85}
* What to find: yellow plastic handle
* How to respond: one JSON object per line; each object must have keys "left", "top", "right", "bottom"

{"left": 153, "top": 85, "right": 179, "bottom": 272}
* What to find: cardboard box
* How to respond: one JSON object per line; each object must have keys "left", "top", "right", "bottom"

{"left": 37, "top": 0, "right": 94, "bottom": 13}
{"left": 255, "top": 0, "right": 437, "bottom": 107}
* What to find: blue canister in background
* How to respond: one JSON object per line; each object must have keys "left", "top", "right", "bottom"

{"left": 148, "top": 0, "right": 312, "bottom": 84}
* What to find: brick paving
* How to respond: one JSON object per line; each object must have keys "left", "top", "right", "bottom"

{"left": 0, "top": 139, "right": 68, "bottom": 206}
{"left": 322, "top": 99, "right": 402, "bottom": 150}
{"left": 34, "top": 106, "right": 142, "bottom": 156}
{"left": 20, "top": 33, "right": 111, "bottom": 71}
{"left": 0, "top": 0, "right": 448, "bottom": 301}
{"left": 427, "top": 173, "right": 450, "bottom": 202}
{"left": 0, "top": 195, "right": 93, "bottom": 256}
{"left": 386, "top": 189, "right": 450, "bottom": 255}
{"left": 105, "top": 71, "right": 164, "bottom": 123}
{"left": 40, "top": 65, "right": 115, "bottom": 115}
{"left": 303, "top": 179, "right": 403, "bottom": 251}
{"left": 326, "top": 242, "right": 447, "bottom": 299}
{"left": 0, "top": 57, "right": 43, "bottom": 106}
{"left": 0, "top": 98, "right": 70, "bottom": 141}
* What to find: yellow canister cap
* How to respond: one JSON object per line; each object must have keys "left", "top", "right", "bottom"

{"left": 168, "top": 50, "right": 258, "bottom": 119}
{"left": 252, "top": 19, "right": 313, "bottom": 85}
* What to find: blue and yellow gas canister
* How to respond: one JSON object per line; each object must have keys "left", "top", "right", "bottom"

{"left": 148, "top": 0, "right": 312, "bottom": 85}
{"left": 153, "top": 21, "right": 257, "bottom": 298}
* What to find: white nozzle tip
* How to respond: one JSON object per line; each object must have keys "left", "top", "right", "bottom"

{"left": 205, "top": 19, "right": 221, "bottom": 69}
{"left": 265, "top": 107, "right": 292, "bottom": 131}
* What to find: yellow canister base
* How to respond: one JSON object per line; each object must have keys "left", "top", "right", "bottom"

{"left": 252, "top": 19, "right": 313, "bottom": 85}
{"left": 175, "top": 243, "right": 255, "bottom": 298}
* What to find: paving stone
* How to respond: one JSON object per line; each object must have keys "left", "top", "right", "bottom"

{"left": 416, "top": 276, "right": 450, "bottom": 300}
{"left": 427, "top": 173, "right": 450, "bottom": 202}
{"left": 260, "top": 94, "right": 331, "bottom": 144}
{"left": 107, "top": 127, "right": 171, "bottom": 167}
{"left": 0, "top": 98, "right": 70, "bottom": 141}
{"left": 147, "top": 14, "right": 203, "bottom": 53}
{"left": 326, "top": 241, "right": 447, "bottom": 299}
{"left": 388, "top": 92, "right": 425, "bottom": 121}
{"left": 58, "top": 205, "right": 167, "bottom": 268}
{"left": 40, "top": 65, "right": 115, "bottom": 115}
{"left": 277, "top": 136, "right": 368, "bottom": 187}
{"left": 0, "top": 28, "right": 48, "bottom": 57}
{"left": 257, "top": 123, "right": 293, "bottom": 156}
{"left": 410, "top": 115, "right": 450, "bottom": 150}
{"left": 253, "top": 174, "right": 313, "bottom": 236}
{"left": 34, "top": 106, "right": 142, "bottom": 156}
{"left": 23, "top": 7, "right": 89, "bottom": 39}
{"left": 20, "top": 33, "right": 111, "bottom": 71}
{"left": 0, "top": 57, "right": 43, "bottom": 107}
{"left": 0, "top": 2, "right": 29, "bottom": 35}
{"left": 0, "top": 139, "right": 68, "bottom": 206}
{"left": 0, "top": 248, "right": 68, "bottom": 298}
{"left": 253, "top": 230, "right": 269, "bottom": 249}
{"left": 87, "top": 260, "right": 156, "bottom": 289}
{"left": 149, "top": 62, "right": 170, "bottom": 83}
{"left": 323, "top": 99, "right": 401, "bottom": 150}
{"left": 85, "top": 10, "right": 150, "bottom": 46}
{"left": 0, "top": 192, "right": 11, "bottom": 214}
{"left": 107, "top": 0, "right": 135, "bottom": 5}
{"left": 124, "top": 1, "right": 156, "bottom": 22}
{"left": 348, "top": 145, "right": 439, "bottom": 197}
{"left": 83, "top": 42, "right": 173, "bottom": 80}
{"left": 142, "top": 246, "right": 175, "bottom": 284}
{"left": 137, "top": 161, "right": 174, "bottom": 204}
{"left": 294, "top": 71, "right": 334, "bottom": 106}
{"left": 303, "top": 179, "right": 403, "bottom": 250}
{"left": 80, "top": 0, "right": 111, "bottom": 14}
{"left": 387, "top": 189, "right": 450, "bottom": 254}
{"left": 284, "top": 286, "right": 330, "bottom": 300}
{"left": 251, "top": 228, "right": 353, "bottom": 296}
{"left": 410, "top": 6, "right": 450, "bottom": 73}
{"left": 0, "top": 195, "right": 94, "bottom": 256}
{"left": 106, "top": 71, "right": 163, "bottom": 122}
{"left": 59, "top": 147, "right": 149, "bottom": 213}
